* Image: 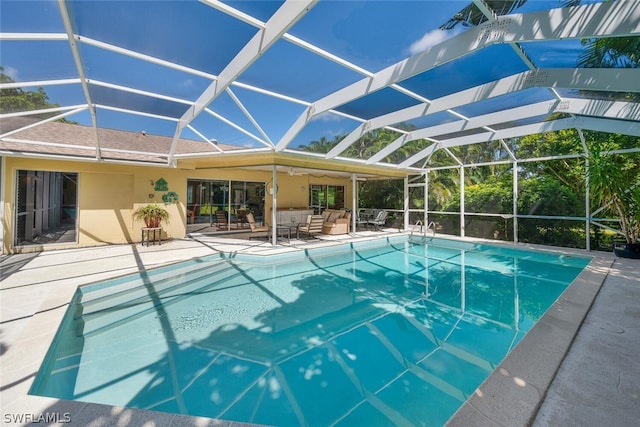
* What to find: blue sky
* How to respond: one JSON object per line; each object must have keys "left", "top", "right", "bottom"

{"left": 0, "top": 0, "right": 598, "bottom": 149}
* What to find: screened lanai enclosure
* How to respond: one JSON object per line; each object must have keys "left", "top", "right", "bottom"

{"left": 1, "top": 0, "right": 639, "bottom": 251}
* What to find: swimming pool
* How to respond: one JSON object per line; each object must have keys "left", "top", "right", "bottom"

{"left": 31, "top": 236, "right": 591, "bottom": 426}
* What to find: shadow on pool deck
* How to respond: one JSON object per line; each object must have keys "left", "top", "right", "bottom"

{"left": 1, "top": 234, "right": 638, "bottom": 426}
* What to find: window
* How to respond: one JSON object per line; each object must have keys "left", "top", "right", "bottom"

{"left": 309, "top": 184, "right": 344, "bottom": 213}
{"left": 186, "top": 179, "right": 265, "bottom": 227}
{"left": 15, "top": 170, "right": 78, "bottom": 246}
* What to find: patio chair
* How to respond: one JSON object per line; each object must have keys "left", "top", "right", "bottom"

{"left": 367, "top": 210, "right": 388, "bottom": 231}
{"left": 187, "top": 204, "right": 198, "bottom": 224}
{"left": 247, "top": 212, "right": 269, "bottom": 233}
{"left": 355, "top": 209, "right": 370, "bottom": 230}
{"left": 215, "top": 210, "right": 229, "bottom": 229}
{"left": 297, "top": 214, "right": 324, "bottom": 239}
{"left": 236, "top": 209, "right": 249, "bottom": 228}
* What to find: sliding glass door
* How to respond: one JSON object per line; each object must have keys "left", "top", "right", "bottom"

{"left": 187, "top": 179, "right": 265, "bottom": 229}
{"left": 15, "top": 170, "right": 78, "bottom": 246}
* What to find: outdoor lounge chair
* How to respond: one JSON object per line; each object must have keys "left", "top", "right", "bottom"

{"left": 247, "top": 212, "right": 269, "bottom": 233}
{"left": 297, "top": 214, "right": 324, "bottom": 239}
{"left": 355, "top": 209, "right": 372, "bottom": 230}
{"left": 367, "top": 210, "right": 388, "bottom": 230}
{"left": 236, "top": 210, "right": 251, "bottom": 228}
{"left": 215, "top": 210, "right": 229, "bottom": 229}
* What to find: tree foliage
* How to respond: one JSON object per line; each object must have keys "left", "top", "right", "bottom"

{"left": 579, "top": 36, "right": 640, "bottom": 69}
{"left": 0, "top": 67, "right": 55, "bottom": 115}
{"left": 0, "top": 67, "right": 76, "bottom": 122}
{"left": 358, "top": 179, "right": 404, "bottom": 210}
{"left": 588, "top": 140, "right": 640, "bottom": 244}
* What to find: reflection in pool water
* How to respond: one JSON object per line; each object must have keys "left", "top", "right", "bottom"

{"left": 31, "top": 237, "right": 590, "bottom": 426}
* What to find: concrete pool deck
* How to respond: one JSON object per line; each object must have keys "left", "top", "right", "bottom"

{"left": 1, "top": 232, "right": 638, "bottom": 426}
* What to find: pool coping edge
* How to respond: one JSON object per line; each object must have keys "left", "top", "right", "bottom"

{"left": 445, "top": 255, "right": 613, "bottom": 427}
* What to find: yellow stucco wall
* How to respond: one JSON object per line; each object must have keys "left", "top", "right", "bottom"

{"left": 1, "top": 157, "right": 354, "bottom": 254}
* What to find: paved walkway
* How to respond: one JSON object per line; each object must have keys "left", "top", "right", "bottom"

{"left": 533, "top": 256, "right": 640, "bottom": 426}
{"left": 0, "top": 234, "right": 638, "bottom": 426}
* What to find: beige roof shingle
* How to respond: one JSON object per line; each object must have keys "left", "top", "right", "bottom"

{"left": 0, "top": 118, "right": 238, "bottom": 164}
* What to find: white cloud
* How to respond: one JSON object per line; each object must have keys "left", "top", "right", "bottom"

{"left": 315, "top": 112, "right": 344, "bottom": 123}
{"left": 408, "top": 28, "right": 463, "bottom": 55}
{"left": 180, "top": 78, "right": 194, "bottom": 88}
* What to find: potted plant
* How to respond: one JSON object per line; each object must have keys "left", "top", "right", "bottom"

{"left": 132, "top": 203, "right": 170, "bottom": 228}
{"left": 587, "top": 141, "right": 640, "bottom": 258}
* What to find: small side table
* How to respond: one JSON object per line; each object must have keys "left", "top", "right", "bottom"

{"left": 141, "top": 227, "right": 162, "bottom": 246}
{"left": 276, "top": 225, "right": 296, "bottom": 244}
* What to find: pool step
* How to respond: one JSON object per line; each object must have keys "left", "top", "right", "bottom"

{"left": 77, "top": 258, "right": 230, "bottom": 315}
{"left": 76, "top": 261, "right": 243, "bottom": 337}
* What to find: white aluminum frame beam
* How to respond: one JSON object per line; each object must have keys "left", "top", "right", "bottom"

{"left": 57, "top": 0, "right": 101, "bottom": 160}
{"left": 225, "top": 87, "right": 274, "bottom": 147}
{"left": 367, "top": 98, "right": 640, "bottom": 165}
{"left": 561, "top": 98, "right": 640, "bottom": 121}
{"left": 203, "top": 108, "right": 271, "bottom": 148}
{"left": 0, "top": 104, "right": 87, "bottom": 119}
{"left": 366, "top": 101, "right": 558, "bottom": 165}
{"left": 398, "top": 116, "right": 640, "bottom": 168}
{"left": 168, "top": 0, "right": 318, "bottom": 164}
{"left": 75, "top": 34, "right": 318, "bottom": 110}
{"left": 0, "top": 107, "right": 87, "bottom": 139}
{"left": 0, "top": 32, "right": 68, "bottom": 41}
{"left": 398, "top": 119, "right": 576, "bottom": 168}
{"left": 276, "top": 0, "right": 640, "bottom": 152}
{"left": 0, "top": 78, "right": 80, "bottom": 90}
{"left": 330, "top": 68, "right": 639, "bottom": 160}
{"left": 574, "top": 116, "right": 640, "bottom": 137}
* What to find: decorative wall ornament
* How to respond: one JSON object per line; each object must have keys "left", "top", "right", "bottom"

{"left": 162, "top": 191, "right": 179, "bottom": 204}
{"left": 154, "top": 178, "right": 169, "bottom": 192}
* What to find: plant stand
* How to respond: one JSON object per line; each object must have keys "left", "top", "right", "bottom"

{"left": 141, "top": 227, "right": 162, "bottom": 246}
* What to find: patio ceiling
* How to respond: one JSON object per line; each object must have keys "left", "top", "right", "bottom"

{"left": 1, "top": 0, "right": 639, "bottom": 172}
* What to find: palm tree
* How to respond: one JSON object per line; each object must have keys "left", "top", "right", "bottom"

{"left": 439, "top": 0, "right": 580, "bottom": 29}
{"left": 577, "top": 36, "right": 640, "bottom": 101}
{"left": 298, "top": 136, "right": 337, "bottom": 154}
{"left": 588, "top": 141, "right": 640, "bottom": 251}
{"left": 440, "top": 0, "right": 528, "bottom": 30}
{"left": 578, "top": 36, "right": 640, "bottom": 69}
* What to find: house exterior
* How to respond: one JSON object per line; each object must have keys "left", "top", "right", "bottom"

{"left": 0, "top": 119, "right": 405, "bottom": 254}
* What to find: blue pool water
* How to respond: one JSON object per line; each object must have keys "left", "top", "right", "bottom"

{"left": 31, "top": 236, "right": 590, "bottom": 426}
